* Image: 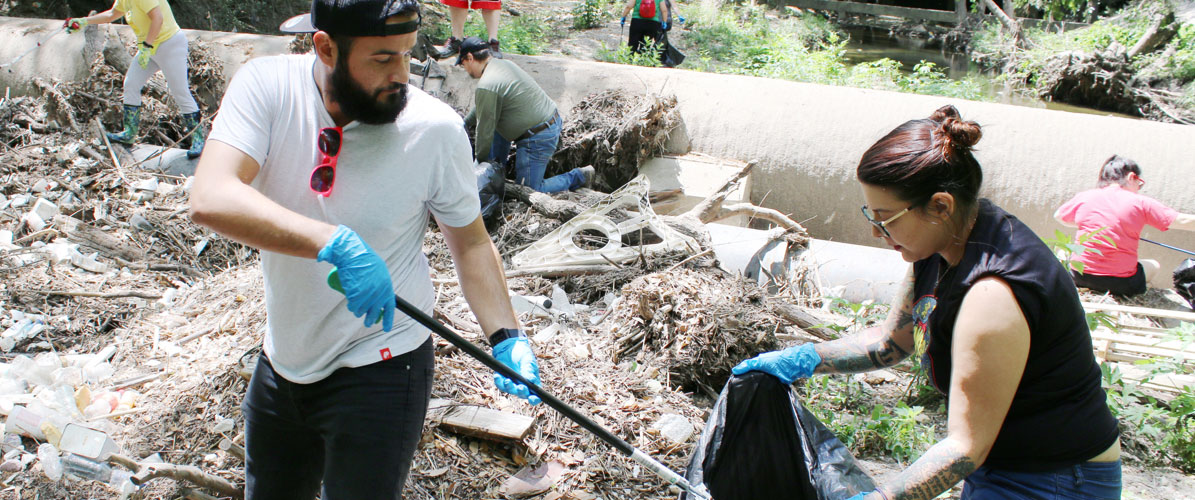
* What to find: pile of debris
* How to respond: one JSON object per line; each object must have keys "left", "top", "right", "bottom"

{"left": 0, "top": 39, "right": 838, "bottom": 499}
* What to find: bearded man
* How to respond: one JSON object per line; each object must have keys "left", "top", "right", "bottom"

{"left": 189, "top": 1, "right": 541, "bottom": 498}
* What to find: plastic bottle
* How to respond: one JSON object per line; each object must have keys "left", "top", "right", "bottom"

{"left": 37, "top": 443, "right": 62, "bottom": 480}
{"left": 60, "top": 452, "right": 114, "bottom": 482}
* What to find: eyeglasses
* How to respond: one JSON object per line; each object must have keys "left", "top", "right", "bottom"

{"left": 861, "top": 204, "right": 911, "bottom": 239}
{"left": 310, "top": 127, "right": 343, "bottom": 197}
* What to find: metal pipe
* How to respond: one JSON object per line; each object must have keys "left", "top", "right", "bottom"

{"left": 327, "top": 270, "right": 710, "bottom": 499}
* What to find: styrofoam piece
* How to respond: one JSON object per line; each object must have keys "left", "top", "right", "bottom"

{"left": 20, "top": 212, "right": 45, "bottom": 232}
{"left": 58, "top": 424, "right": 119, "bottom": 460}
{"left": 0, "top": 230, "right": 13, "bottom": 250}
{"left": 30, "top": 179, "right": 51, "bottom": 193}
{"left": 30, "top": 198, "right": 58, "bottom": 221}
{"left": 651, "top": 414, "right": 693, "bottom": 446}
{"left": 511, "top": 175, "right": 700, "bottom": 271}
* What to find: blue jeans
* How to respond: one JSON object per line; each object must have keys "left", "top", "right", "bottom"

{"left": 962, "top": 461, "right": 1122, "bottom": 500}
{"left": 490, "top": 114, "right": 583, "bottom": 193}
{"left": 242, "top": 338, "right": 434, "bottom": 500}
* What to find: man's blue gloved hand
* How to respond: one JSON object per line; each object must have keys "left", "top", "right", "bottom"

{"left": 493, "top": 335, "right": 541, "bottom": 405}
{"left": 731, "top": 343, "right": 822, "bottom": 384}
{"left": 620, "top": 16, "right": 626, "bottom": 27}
{"left": 317, "top": 225, "right": 396, "bottom": 331}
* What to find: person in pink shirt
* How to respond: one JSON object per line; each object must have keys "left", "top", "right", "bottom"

{"left": 1055, "top": 155, "right": 1195, "bottom": 296}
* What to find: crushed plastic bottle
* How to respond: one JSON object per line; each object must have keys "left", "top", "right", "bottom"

{"left": 61, "top": 452, "right": 114, "bottom": 482}
{"left": 37, "top": 443, "right": 62, "bottom": 480}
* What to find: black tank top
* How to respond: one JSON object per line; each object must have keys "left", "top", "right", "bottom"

{"left": 911, "top": 200, "right": 1119, "bottom": 472}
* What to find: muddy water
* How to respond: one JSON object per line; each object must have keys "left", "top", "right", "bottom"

{"left": 841, "top": 26, "right": 1137, "bottom": 119}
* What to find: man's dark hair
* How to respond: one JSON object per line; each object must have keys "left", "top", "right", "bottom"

{"left": 466, "top": 48, "right": 492, "bottom": 62}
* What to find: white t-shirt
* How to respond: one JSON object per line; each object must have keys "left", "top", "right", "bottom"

{"left": 208, "top": 54, "right": 480, "bottom": 383}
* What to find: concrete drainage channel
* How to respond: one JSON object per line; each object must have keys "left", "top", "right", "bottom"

{"left": 3, "top": 15, "right": 1194, "bottom": 277}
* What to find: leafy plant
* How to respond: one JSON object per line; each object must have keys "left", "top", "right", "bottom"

{"left": 802, "top": 376, "right": 937, "bottom": 464}
{"left": 596, "top": 40, "right": 664, "bottom": 67}
{"left": 572, "top": 0, "right": 609, "bottom": 30}
{"left": 1043, "top": 227, "right": 1114, "bottom": 273}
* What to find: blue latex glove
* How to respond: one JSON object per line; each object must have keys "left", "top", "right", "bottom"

{"left": 317, "top": 225, "right": 396, "bottom": 331}
{"left": 731, "top": 343, "right": 822, "bottom": 384}
{"left": 662, "top": 21, "right": 669, "bottom": 31}
{"left": 135, "top": 42, "right": 156, "bottom": 69}
{"left": 493, "top": 337, "right": 541, "bottom": 405}
{"left": 620, "top": 16, "right": 626, "bottom": 27}
{"left": 677, "top": 15, "right": 686, "bottom": 24}
{"left": 844, "top": 493, "right": 869, "bottom": 500}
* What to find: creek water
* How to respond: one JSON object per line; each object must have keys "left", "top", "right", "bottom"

{"left": 841, "top": 26, "right": 1137, "bottom": 118}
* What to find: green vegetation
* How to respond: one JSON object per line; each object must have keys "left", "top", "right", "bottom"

{"left": 1043, "top": 227, "right": 1114, "bottom": 273}
{"left": 802, "top": 374, "right": 939, "bottom": 464}
{"left": 597, "top": 41, "right": 665, "bottom": 67}
{"left": 1101, "top": 322, "right": 1195, "bottom": 471}
{"left": 971, "top": 1, "right": 1195, "bottom": 120}
{"left": 664, "top": 2, "right": 984, "bottom": 100}
{"left": 572, "top": 0, "right": 611, "bottom": 30}
{"left": 426, "top": 12, "right": 556, "bottom": 55}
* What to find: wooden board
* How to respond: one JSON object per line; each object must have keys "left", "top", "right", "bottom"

{"left": 1082, "top": 301, "right": 1195, "bottom": 323}
{"left": 427, "top": 399, "right": 535, "bottom": 442}
{"left": 784, "top": 0, "right": 961, "bottom": 24}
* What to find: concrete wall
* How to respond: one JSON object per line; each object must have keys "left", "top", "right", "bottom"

{"left": 5, "top": 16, "right": 1195, "bottom": 276}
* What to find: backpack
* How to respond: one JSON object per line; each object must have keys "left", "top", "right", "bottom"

{"left": 638, "top": 0, "right": 656, "bottom": 19}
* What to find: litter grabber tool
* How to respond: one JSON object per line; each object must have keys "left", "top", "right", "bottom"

{"left": 1, "top": 28, "right": 65, "bottom": 70}
{"left": 326, "top": 269, "right": 711, "bottom": 500}
{"left": 1142, "top": 238, "right": 1195, "bottom": 257}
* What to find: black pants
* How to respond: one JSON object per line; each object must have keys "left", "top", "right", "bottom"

{"left": 628, "top": 17, "right": 665, "bottom": 64}
{"left": 243, "top": 337, "right": 434, "bottom": 500}
{"left": 1072, "top": 263, "right": 1147, "bottom": 296}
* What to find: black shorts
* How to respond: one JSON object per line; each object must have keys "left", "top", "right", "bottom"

{"left": 1072, "top": 263, "right": 1147, "bottom": 296}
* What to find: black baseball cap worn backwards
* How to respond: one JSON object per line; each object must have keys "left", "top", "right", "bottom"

{"left": 455, "top": 36, "right": 490, "bottom": 65}
{"left": 280, "top": 0, "right": 421, "bottom": 36}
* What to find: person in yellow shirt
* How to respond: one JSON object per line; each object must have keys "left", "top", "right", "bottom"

{"left": 64, "top": 0, "right": 206, "bottom": 159}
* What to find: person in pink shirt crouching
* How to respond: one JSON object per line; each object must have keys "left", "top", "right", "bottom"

{"left": 1055, "top": 155, "right": 1195, "bottom": 296}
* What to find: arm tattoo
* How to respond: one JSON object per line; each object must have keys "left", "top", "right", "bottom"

{"left": 815, "top": 329, "right": 910, "bottom": 374}
{"left": 885, "top": 441, "right": 977, "bottom": 500}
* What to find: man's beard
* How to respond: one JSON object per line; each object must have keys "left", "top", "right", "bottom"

{"left": 329, "top": 57, "right": 408, "bottom": 125}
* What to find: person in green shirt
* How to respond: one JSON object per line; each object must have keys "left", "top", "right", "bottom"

{"left": 458, "top": 38, "right": 593, "bottom": 193}
{"left": 64, "top": 0, "right": 206, "bottom": 159}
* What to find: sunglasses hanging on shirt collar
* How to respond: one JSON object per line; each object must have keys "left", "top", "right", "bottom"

{"left": 310, "top": 127, "right": 343, "bottom": 197}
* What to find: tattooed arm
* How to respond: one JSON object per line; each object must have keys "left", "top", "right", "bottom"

{"left": 866, "top": 276, "right": 1030, "bottom": 500}
{"left": 813, "top": 267, "right": 917, "bottom": 374}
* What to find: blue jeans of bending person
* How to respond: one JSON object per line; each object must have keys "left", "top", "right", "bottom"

{"left": 489, "top": 114, "right": 584, "bottom": 193}
{"left": 242, "top": 337, "right": 434, "bottom": 500}
{"left": 961, "top": 460, "right": 1122, "bottom": 500}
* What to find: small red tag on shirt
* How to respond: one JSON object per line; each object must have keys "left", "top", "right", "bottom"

{"left": 380, "top": 348, "right": 392, "bottom": 361}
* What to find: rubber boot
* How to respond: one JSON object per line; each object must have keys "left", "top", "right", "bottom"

{"left": 489, "top": 38, "right": 503, "bottom": 58}
{"left": 105, "top": 105, "right": 141, "bottom": 145}
{"left": 182, "top": 111, "right": 206, "bottom": 159}
{"left": 435, "top": 37, "right": 461, "bottom": 59}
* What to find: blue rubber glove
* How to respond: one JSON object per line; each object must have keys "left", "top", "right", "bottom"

{"left": 844, "top": 493, "right": 869, "bottom": 500}
{"left": 620, "top": 16, "right": 626, "bottom": 27}
{"left": 731, "top": 343, "right": 822, "bottom": 384}
{"left": 317, "top": 225, "right": 396, "bottom": 331}
{"left": 493, "top": 337, "right": 541, "bottom": 405}
{"left": 662, "top": 21, "right": 669, "bottom": 31}
{"left": 677, "top": 15, "right": 686, "bottom": 24}
{"left": 135, "top": 42, "right": 156, "bottom": 69}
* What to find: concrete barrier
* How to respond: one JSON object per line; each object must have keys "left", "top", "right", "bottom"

{"left": 4, "top": 16, "right": 1194, "bottom": 277}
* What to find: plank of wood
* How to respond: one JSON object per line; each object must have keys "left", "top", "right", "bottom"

{"left": 427, "top": 399, "right": 535, "bottom": 442}
{"left": 1082, "top": 301, "right": 1195, "bottom": 322}
{"left": 1090, "top": 330, "right": 1195, "bottom": 356}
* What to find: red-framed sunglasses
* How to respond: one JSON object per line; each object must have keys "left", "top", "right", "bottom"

{"left": 309, "top": 127, "right": 343, "bottom": 197}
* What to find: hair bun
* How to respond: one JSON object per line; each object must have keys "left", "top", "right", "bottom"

{"left": 929, "top": 105, "right": 982, "bottom": 160}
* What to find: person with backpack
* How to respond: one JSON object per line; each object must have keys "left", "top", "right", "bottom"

{"left": 620, "top": 0, "right": 669, "bottom": 64}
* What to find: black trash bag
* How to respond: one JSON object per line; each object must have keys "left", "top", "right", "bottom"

{"left": 1174, "top": 258, "right": 1195, "bottom": 310}
{"left": 475, "top": 161, "right": 505, "bottom": 226}
{"left": 661, "top": 33, "right": 686, "bottom": 68}
{"left": 680, "top": 372, "right": 875, "bottom": 500}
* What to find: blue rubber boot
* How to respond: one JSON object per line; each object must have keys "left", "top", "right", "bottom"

{"left": 105, "top": 105, "right": 141, "bottom": 145}
{"left": 182, "top": 111, "right": 206, "bottom": 159}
